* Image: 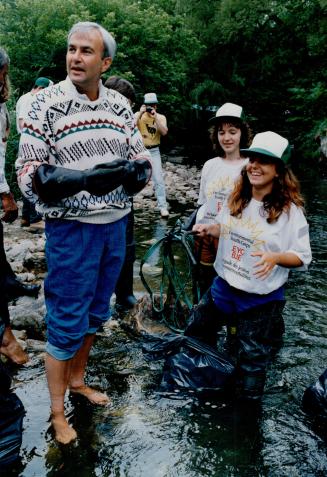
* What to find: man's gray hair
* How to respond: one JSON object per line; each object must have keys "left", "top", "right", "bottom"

{"left": 0, "top": 48, "right": 10, "bottom": 69}
{"left": 68, "top": 22, "right": 117, "bottom": 60}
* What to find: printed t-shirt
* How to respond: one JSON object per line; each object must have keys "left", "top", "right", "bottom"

{"left": 213, "top": 199, "right": 312, "bottom": 295}
{"left": 196, "top": 157, "right": 248, "bottom": 224}
{"left": 136, "top": 112, "right": 166, "bottom": 148}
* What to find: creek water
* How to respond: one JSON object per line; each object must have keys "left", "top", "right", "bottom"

{"left": 5, "top": 175, "right": 327, "bottom": 477}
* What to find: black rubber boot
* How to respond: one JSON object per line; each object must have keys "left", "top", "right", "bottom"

{"left": 240, "top": 372, "right": 266, "bottom": 401}
{"left": 115, "top": 260, "right": 136, "bottom": 310}
{"left": 236, "top": 301, "right": 286, "bottom": 401}
{"left": 184, "top": 289, "right": 223, "bottom": 348}
{"left": 224, "top": 314, "right": 238, "bottom": 359}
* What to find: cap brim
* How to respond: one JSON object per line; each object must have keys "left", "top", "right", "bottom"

{"left": 240, "top": 148, "right": 286, "bottom": 164}
{"left": 208, "top": 114, "right": 244, "bottom": 126}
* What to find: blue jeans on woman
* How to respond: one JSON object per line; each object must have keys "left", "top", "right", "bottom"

{"left": 44, "top": 217, "right": 127, "bottom": 360}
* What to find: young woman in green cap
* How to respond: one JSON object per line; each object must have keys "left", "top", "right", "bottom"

{"left": 188, "top": 131, "right": 312, "bottom": 401}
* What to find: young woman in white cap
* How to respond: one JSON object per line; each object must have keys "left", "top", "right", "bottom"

{"left": 188, "top": 131, "right": 312, "bottom": 401}
{"left": 195, "top": 102, "right": 252, "bottom": 294}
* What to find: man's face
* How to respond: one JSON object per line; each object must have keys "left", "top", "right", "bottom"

{"left": 0, "top": 63, "right": 8, "bottom": 92}
{"left": 66, "top": 29, "right": 112, "bottom": 96}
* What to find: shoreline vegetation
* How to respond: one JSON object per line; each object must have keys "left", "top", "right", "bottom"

{"left": 0, "top": 0, "right": 326, "bottom": 189}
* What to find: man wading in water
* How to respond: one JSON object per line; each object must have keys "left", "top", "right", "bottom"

{"left": 16, "top": 21, "right": 151, "bottom": 444}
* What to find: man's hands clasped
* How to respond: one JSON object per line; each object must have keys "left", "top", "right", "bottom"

{"left": 33, "top": 158, "right": 152, "bottom": 203}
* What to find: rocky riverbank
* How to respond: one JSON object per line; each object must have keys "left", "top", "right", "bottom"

{"left": 3, "top": 159, "right": 201, "bottom": 357}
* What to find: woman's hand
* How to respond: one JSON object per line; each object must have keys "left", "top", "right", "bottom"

{"left": 252, "top": 251, "right": 278, "bottom": 279}
{"left": 252, "top": 250, "right": 303, "bottom": 279}
{"left": 192, "top": 223, "right": 208, "bottom": 237}
{"left": 192, "top": 223, "right": 220, "bottom": 238}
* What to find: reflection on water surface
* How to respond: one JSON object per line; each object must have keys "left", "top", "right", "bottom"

{"left": 9, "top": 176, "right": 327, "bottom": 476}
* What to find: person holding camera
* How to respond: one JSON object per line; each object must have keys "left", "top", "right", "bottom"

{"left": 135, "top": 93, "right": 169, "bottom": 217}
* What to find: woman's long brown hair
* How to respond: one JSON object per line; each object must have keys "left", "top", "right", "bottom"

{"left": 228, "top": 161, "right": 305, "bottom": 223}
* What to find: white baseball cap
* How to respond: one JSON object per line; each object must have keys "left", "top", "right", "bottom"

{"left": 240, "top": 131, "right": 291, "bottom": 164}
{"left": 144, "top": 92, "right": 158, "bottom": 104}
{"left": 209, "top": 102, "right": 246, "bottom": 125}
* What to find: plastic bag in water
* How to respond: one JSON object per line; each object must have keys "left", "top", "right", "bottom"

{"left": 142, "top": 333, "right": 235, "bottom": 392}
{"left": 303, "top": 368, "right": 327, "bottom": 418}
{"left": 0, "top": 364, "right": 25, "bottom": 469}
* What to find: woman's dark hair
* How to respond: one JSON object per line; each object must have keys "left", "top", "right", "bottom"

{"left": 228, "top": 161, "right": 305, "bottom": 223}
{"left": 104, "top": 75, "right": 136, "bottom": 104}
{"left": 209, "top": 118, "right": 252, "bottom": 157}
{"left": 0, "top": 48, "right": 10, "bottom": 103}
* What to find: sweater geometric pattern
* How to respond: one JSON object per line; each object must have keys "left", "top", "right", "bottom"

{"left": 16, "top": 78, "right": 151, "bottom": 221}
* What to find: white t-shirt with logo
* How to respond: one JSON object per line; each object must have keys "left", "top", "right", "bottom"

{"left": 214, "top": 199, "right": 312, "bottom": 295}
{"left": 196, "top": 157, "right": 248, "bottom": 223}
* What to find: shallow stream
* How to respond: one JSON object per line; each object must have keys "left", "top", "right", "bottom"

{"left": 5, "top": 175, "right": 327, "bottom": 477}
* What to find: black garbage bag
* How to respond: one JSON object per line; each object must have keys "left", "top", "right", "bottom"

{"left": 142, "top": 333, "right": 235, "bottom": 392}
{"left": 0, "top": 362, "right": 11, "bottom": 395}
{"left": 302, "top": 368, "right": 327, "bottom": 418}
{"left": 0, "top": 363, "right": 25, "bottom": 470}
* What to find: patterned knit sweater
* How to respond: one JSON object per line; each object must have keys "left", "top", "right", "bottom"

{"left": 16, "top": 77, "right": 151, "bottom": 223}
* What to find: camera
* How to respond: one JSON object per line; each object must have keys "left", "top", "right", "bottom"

{"left": 146, "top": 106, "right": 153, "bottom": 113}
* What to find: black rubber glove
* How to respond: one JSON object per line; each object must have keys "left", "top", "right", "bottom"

{"left": 33, "top": 160, "right": 131, "bottom": 203}
{"left": 122, "top": 158, "right": 152, "bottom": 195}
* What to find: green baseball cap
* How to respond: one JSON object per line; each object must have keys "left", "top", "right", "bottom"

{"left": 240, "top": 131, "right": 291, "bottom": 164}
{"left": 34, "top": 77, "right": 53, "bottom": 88}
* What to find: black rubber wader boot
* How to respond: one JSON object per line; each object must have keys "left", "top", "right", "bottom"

{"left": 236, "top": 300, "right": 285, "bottom": 401}
{"left": 115, "top": 259, "right": 137, "bottom": 310}
{"left": 115, "top": 211, "right": 136, "bottom": 310}
{"left": 184, "top": 289, "right": 224, "bottom": 348}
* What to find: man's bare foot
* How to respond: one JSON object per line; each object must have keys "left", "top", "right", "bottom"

{"left": 0, "top": 327, "right": 28, "bottom": 365}
{"left": 51, "top": 413, "right": 77, "bottom": 445}
{"left": 69, "top": 385, "right": 110, "bottom": 405}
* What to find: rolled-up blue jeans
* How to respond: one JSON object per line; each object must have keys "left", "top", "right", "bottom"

{"left": 148, "top": 147, "right": 168, "bottom": 209}
{"left": 44, "top": 217, "right": 127, "bottom": 360}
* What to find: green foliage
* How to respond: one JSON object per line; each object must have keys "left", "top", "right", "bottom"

{"left": 0, "top": 0, "right": 203, "bottom": 185}
{"left": 183, "top": 0, "right": 327, "bottom": 163}
{"left": 0, "top": 0, "right": 326, "bottom": 184}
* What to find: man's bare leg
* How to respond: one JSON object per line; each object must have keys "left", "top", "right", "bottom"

{"left": 0, "top": 326, "right": 28, "bottom": 364}
{"left": 45, "top": 353, "right": 77, "bottom": 444}
{"left": 69, "top": 334, "right": 109, "bottom": 405}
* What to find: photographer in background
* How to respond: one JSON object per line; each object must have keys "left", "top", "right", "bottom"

{"left": 136, "top": 93, "right": 169, "bottom": 217}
